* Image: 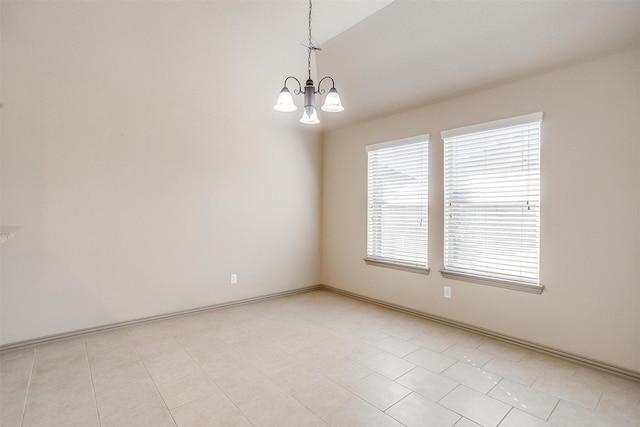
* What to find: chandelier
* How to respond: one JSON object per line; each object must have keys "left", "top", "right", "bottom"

{"left": 273, "top": 0, "right": 344, "bottom": 124}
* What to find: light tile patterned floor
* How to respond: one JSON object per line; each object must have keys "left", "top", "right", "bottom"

{"left": 1, "top": 290, "right": 639, "bottom": 427}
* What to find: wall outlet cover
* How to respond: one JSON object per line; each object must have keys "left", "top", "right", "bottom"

{"left": 444, "top": 286, "right": 452, "bottom": 298}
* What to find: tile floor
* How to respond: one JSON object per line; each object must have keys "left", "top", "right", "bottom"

{"left": 1, "top": 290, "right": 639, "bottom": 427}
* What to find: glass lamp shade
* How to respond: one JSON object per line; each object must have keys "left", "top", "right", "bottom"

{"left": 321, "top": 87, "right": 344, "bottom": 112}
{"left": 299, "top": 107, "right": 320, "bottom": 125}
{"left": 274, "top": 88, "right": 297, "bottom": 112}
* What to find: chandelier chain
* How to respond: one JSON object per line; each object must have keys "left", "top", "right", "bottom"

{"left": 308, "top": 0, "right": 313, "bottom": 48}
{"left": 307, "top": 0, "right": 313, "bottom": 80}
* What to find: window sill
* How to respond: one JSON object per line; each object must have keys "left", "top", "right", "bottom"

{"left": 364, "top": 258, "right": 430, "bottom": 275}
{"left": 440, "top": 270, "right": 544, "bottom": 294}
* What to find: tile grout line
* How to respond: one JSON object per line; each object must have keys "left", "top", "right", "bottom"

{"left": 283, "top": 347, "right": 351, "bottom": 423}
{"left": 451, "top": 383, "right": 514, "bottom": 427}
{"left": 382, "top": 391, "right": 417, "bottom": 423}
{"left": 401, "top": 346, "right": 422, "bottom": 361}
{"left": 593, "top": 388, "right": 604, "bottom": 414}
{"left": 125, "top": 328, "right": 179, "bottom": 427}
{"left": 480, "top": 355, "right": 495, "bottom": 369}
{"left": 254, "top": 323, "right": 401, "bottom": 426}
{"left": 436, "top": 382, "right": 461, "bottom": 404}
{"left": 496, "top": 406, "right": 515, "bottom": 426}
{"left": 263, "top": 336, "right": 380, "bottom": 425}
{"left": 435, "top": 384, "right": 473, "bottom": 425}
{"left": 486, "top": 375, "right": 502, "bottom": 396}
{"left": 178, "top": 328, "right": 258, "bottom": 426}
{"left": 18, "top": 349, "right": 37, "bottom": 427}
{"left": 294, "top": 375, "right": 379, "bottom": 425}
{"left": 268, "top": 383, "right": 331, "bottom": 427}
{"left": 84, "top": 340, "right": 102, "bottom": 427}
{"left": 529, "top": 369, "right": 544, "bottom": 397}
{"left": 546, "top": 398, "right": 562, "bottom": 422}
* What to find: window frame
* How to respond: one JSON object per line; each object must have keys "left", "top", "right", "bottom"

{"left": 364, "top": 134, "right": 430, "bottom": 274}
{"left": 440, "top": 112, "right": 543, "bottom": 294}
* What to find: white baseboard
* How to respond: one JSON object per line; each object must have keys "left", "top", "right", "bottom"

{"left": 320, "top": 284, "right": 640, "bottom": 382}
{"left": 0, "top": 285, "right": 322, "bottom": 352}
{"left": 2, "top": 283, "right": 638, "bottom": 383}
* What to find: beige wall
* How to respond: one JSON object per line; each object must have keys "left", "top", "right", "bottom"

{"left": 322, "top": 49, "right": 640, "bottom": 372}
{"left": 2, "top": 1, "right": 639, "bottom": 375}
{"left": 1, "top": 2, "right": 321, "bottom": 344}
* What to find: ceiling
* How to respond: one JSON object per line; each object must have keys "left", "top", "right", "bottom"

{"left": 4, "top": 1, "right": 638, "bottom": 132}
{"left": 309, "top": 0, "right": 640, "bottom": 130}
{"left": 297, "top": 0, "right": 393, "bottom": 45}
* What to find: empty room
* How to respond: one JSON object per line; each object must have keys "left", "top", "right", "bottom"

{"left": 1, "top": 1, "right": 639, "bottom": 426}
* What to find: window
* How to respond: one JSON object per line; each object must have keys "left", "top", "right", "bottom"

{"left": 441, "top": 113, "right": 542, "bottom": 292}
{"left": 365, "top": 135, "right": 429, "bottom": 273}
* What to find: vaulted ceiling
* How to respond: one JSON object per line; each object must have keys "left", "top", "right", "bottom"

{"left": 7, "top": 1, "right": 636, "bottom": 132}
{"left": 303, "top": 0, "right": 640, "bottom": 130}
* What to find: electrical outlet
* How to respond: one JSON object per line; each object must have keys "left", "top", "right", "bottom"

{"left": 444, "top": 286, "right": 452, "bottom": 299}
{"left": 231, "top": 274, "right": 237, "bottom": 284}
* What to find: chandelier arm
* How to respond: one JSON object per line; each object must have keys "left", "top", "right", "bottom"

{"left": 316, "top": 76, "right": 336, "bottom": 95}
{"left": 283, "top": 76, "right": 303, "bottom": 95}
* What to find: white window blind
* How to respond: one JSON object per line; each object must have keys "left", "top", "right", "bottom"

{"left": 442, "top": 113, "right": 542, "bottom": 286}
{"left": 366, "top": 135, "right": 429, "bottom": 268}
